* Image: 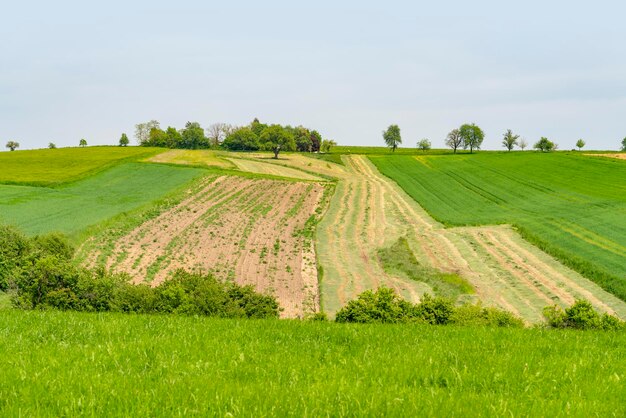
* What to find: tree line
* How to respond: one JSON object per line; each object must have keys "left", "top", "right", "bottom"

{"left": 133, "top": 118, "right": 337, "bottom": 158}
{"left": 382, "top": 124, "right": 626, "bottom": 153}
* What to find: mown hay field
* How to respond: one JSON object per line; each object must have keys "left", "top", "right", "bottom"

{"left": 0, "top": 146, "right": 162, "bottom": 186}
{"left": 371, "top": 152, "right": 626, "bottom": 301}
{"left": 316, "top": 155, "right": 626, "bottom": 321}
{"left": 0, "top": 310, "right": 624, "bottom": 417}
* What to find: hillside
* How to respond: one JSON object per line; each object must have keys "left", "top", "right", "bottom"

{"left": 371, "top": 152, "right": 626, "bottom": 300}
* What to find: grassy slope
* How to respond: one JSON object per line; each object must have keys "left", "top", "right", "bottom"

{"left": 0, "top": 146, "right": 163, "bottom": 186}
{"left": 0, "top": 163, "right": 204, "bottom": 237}
{"left": 0, "top": 310, "right": 624, "bottom": 417}
{"left": 371, "top": 152, "right": 626, "bottom": 299}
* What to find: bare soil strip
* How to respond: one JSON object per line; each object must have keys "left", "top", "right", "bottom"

{"left": 316, "top": 155, "right": 626, "bottom": 321}
{"left": 87, "top": 175, "right": 328, "bottom": 318}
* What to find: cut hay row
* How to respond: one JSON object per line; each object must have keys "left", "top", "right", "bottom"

{"left": 225, "top": 157, "right": 325, "bottom": 181}
{"left": 316, "top": 155, "right": 626, "bottom": 321}
{"left": 86, "top": 175, "right": 328, "bottom": 318}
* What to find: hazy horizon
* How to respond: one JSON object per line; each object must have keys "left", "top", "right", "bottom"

{"left": 2, "top": 1, "right": 625, "bottom": 151}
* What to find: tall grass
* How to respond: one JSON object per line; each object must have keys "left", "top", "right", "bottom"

{"left": 0, "top": 310, "right": 624, "bottom": 416}
{"left": 371, "top": 152, "right": 626, "bottom": 301}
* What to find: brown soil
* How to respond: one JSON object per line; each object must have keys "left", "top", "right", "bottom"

{"left": 88, "top": 175, "right": 327, "bottom": 318}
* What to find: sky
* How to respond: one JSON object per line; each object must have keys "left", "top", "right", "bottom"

{"left": 1, "top": 0, "right": 625, "bottom": 151}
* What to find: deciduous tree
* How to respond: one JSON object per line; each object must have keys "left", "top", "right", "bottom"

{"left": 79, "top": 138, "right": 87, "bottom": 147}
{"left": 502, "top": 129, "right": 519, "bottom": 151}
{"left": 5, "top": 141, "right": 19, "bottom": 151}
{"left": 181, "top": 122, "right": 208, "bottom": 149}
{"left": 135, "top": 120, "right": 160, "bottom": 145}
{"left": 206, "top": 123, "right": 228, "bottom": 148}
{"left": 417, "top": 138, "right": 431, "bottom": 152}
{"left": 534, "top": 137, "right": 555, "bottom": 152}
{"left": 519, "top": 138, "right": 528, "bottom": 151}
{"left": 459, "top": 123, "right": 484, "bottom": 153}
{"left": 445, "top": 129, "right": 462, "bottom": 153}
{"left": 48, "top": 142, "right": 57, "bottom": 149}
{"left": 119, "top": 133, "right": 129, "bottom": 147}
{"left": 259, "top": 124, "right": 295, "bottom": 158}
{"left": 576, "top": 139, "right": 585, "bottom": 151}
{"left": 383, "top": 124, "right": 402, "bottom": 152}
{"left": 320, "top": 139, "right": 337, "bottom": 153}
{"left": 621, "top": 137, "right": 626, "bottom": 151}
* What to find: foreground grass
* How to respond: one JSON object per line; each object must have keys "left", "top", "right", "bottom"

{"left": 0, "top": 310, "right": 623, "bottom": 417}
{"left": 372, "top": 152, "right": 626, "bottom": 301}
{"left": 0, "top": 163, "right": 204, "bottom": 237}
{"left": 0, "top": 146, "right": 162, "bottom": 186}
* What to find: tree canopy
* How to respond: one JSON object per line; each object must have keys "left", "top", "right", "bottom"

{"left": 119, "top": 133, "right": 129, "bottom": 147}
{"left": 502, "top": 129, "right": 519, "bottom": 151}
{"left": 459, "top": 124, "right": 484, "bottom": 153}
{"left": 445, "top": 129, "right": 462, "bottom": 153}
{"left": 79, "top": 139, "right": 87, "bottom": 147}
{"left": 576, "top": 139, "right": 585, "bottom": 151}
{"left": 534, "top": 137, "right": 555, "bottom": 152}
{"left": 5, "top": 141, "right": 19, "bottom": 151}
{"left": 417, "top": 138, "right": 431, "bottom": 152}
{"left": 383, "top": 124, "right": 402, "bottom": 152}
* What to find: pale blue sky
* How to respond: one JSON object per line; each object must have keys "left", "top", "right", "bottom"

{"left": 1, "top": 0, "right": 625, "bottom": 150}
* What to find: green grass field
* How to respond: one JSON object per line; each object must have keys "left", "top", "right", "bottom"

{"left": 0, "top": 310, "right": 624, "bottom": 417}
{"left": 0, "top": 146, "right": 162, "bottom": 186}
{"left": 371, "top": 152, "right": 626, "bottom": 300}
{"left": 0, "top": 163, "right": 204, "bottom": 237}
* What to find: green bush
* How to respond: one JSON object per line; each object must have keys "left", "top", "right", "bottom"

{"left": 335, "top": 287, "right": 415, "bottom": 324}
{"left": 543, "top": 300, "right": 624, "bottom": 330}
{"left": 335, "top": 287, "right": 524, "bottom": 327}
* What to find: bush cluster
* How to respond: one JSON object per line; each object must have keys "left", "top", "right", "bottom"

{"left": 335, "top": 287, "right": 524, "bottom": 327}
{"left": 543, "top": 300, "right": 624, "bottom": 330}
{"left": 1, "top": 226, "right": 279, "bottom": 319}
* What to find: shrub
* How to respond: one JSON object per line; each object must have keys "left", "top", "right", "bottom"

{"left": 335, "top": 288, "right": 524, "bottom": 327}
{"left": 335, "top": 287, "right": 415, "bottom": 324}
{"left": 543, "top": 299, "right": 624, "bottom": 330}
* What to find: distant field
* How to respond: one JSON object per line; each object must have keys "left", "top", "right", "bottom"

{"left": 146, "top": 149, "right": 235, "bottom": 169}
{"left": 331, "top": 146, "right": 454, "bottom": 155}
{"left": 0, "top": 310, "right": 624, "bottom": 417}
{"left": 0, "top": 146, "right": 162, "bottom": 186}
{"left": 371, "top": 152, "right": 626, "bottom": 300}
{"left": 0, "top": 163, "right": 204, "bottom": 237}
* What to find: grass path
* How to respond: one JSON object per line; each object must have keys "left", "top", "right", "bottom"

{"left": 316, "top": 156, "right": 626, "bottom": 321}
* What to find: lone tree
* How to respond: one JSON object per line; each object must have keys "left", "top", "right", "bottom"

{"left": 576, "top": 139, "right": 585, "bottom": 151}
{"left": 519, "top": 138, "right": 528, "bottom": 151}
{"left": 621, "top": 137, "right": 626, "bottom": 151}
{"left": 445, "top": 128, "right": 463, "bottom": 153}
{"left": 417, "top": 138, "right": 431, "bottom": 152}
{"left": 459, "top": 123, "right": 484, "bottom": 153}
{"left": 383, "top": 124, "right": 402, "bottom": 152}
{"left": 119, "top": 133, "right": 129, "bottom": 147}
{"left": 79, "top": 138, "right": 87, "bottom": 147}
{"left": 534, "top": 137, "right": 555, "bottom": 152}
{"left": 5, "top": 141, "right": 19, "bottom": 151}
{"left": 48, "top": 142, "right": 57, "bottom": 149}
{"left": 502, "top": 129, "right": 519, "bottom": 151}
